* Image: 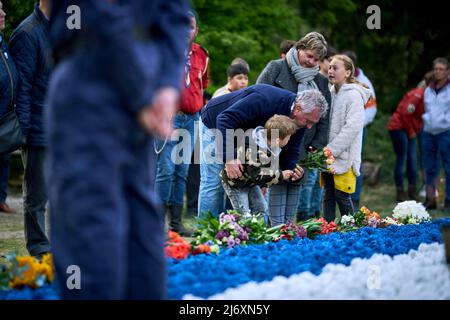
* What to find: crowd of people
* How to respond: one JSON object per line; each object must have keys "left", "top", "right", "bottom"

{"left": 0, "top": 0, "right": 449, "bottom": 299}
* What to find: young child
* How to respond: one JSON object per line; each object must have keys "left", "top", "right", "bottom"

{"left": 221, "top": 115, "right": 298, "bottom": 215}
{"left": 323, "top": 54, "right": 372, "bottom": 222}
{"left": 213, "top": 62, "right": 249, "bottom": 98}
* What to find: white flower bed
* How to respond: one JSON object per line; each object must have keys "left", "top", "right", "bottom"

{"left": 185, "top": 243, "right": 450, "bottom": 300}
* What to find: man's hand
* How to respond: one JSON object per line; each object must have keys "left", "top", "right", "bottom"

{"left": 138, "top": 87, "right": 178, "bottom": 139}
{"left": 225, "top": 159, "right": 243, "bottom": 179}
{"left": 290, "top": 165, "right": 304, "bottom": 181}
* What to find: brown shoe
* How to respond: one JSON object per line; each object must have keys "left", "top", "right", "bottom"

{"left": 0, "top": 202, "right": 15, "bottom": 213}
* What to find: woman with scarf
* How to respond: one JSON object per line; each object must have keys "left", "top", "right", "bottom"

{"left": 257, "top": 32, "right": 331, "bottom": 226}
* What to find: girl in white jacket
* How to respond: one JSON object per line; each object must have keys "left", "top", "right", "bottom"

{"left": 323, "top": 54, "right": 372, "bottom": 222}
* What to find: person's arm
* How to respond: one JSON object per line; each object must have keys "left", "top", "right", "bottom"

{"left": 327, "top": 92, "right": 365, "bottom": 157}
{"left": 201, "top": 53, "right": 210, "bottom": 90}
{"left": 8, "top": 31, "right": 36, "bottom": 137}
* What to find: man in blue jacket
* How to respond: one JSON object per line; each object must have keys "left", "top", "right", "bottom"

{"left": 200, "top": 84, "right": 329, "bottom": 225}
{"left": 9, "top": 0, "right": 51, "bottom": 257}
{"left": 47, "top": 0, "right": 190, "bottom": 299}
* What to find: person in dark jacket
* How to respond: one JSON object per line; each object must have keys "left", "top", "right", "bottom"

{"left": 47, "top": 0, "right": 191, "bottom": 299}
{"left": 200, "top": 84, "right": 329, "bottom": 226}
{"left": 257, "top": 32, "right": 331, "bottom": 222}
{"left": 0, "top": 1, "right": 19, "bottom": 214}
{"left": 9, "top": 0, "right": 51, "bottom": 256}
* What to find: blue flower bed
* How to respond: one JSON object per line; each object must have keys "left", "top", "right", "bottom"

{"left": 167, "top": 219, "right": 449, "bottom": 299}
{"left": 1, "top": 219, "right": 449, "bottom": 300}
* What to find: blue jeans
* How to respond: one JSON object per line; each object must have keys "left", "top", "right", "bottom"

{"left": 0, "top": 155, "right": 9, "bottom": 203}
{"left": 422, "top": 130, "right": 450, "bottom": 205}
{"left": 297, "top": 169, "right": 323, "bottom": 217}
{"left": 351, "top": 127, "right": 366, "bottom": 204}
{"left": 389, "top": 129, "right": 417, "bottom": 188}
{"left": 155, "top": 112, "right": 199, "bottom": 206}
{"left": 198, "top": 120, "right": 225, "bottom": 217}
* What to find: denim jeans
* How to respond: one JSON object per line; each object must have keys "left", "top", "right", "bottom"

{"left": 0, "top": 155, "right": 9, "bottom": 203}
{"left": 422, "top": 130, "right": 450, "bottom": 205}
{"left": 389, "top": 129, "right": 417, "bottom": 188}
{"left": 351, "top": 127, "right": 366, "bottom": 204}
{"left": 323, "top": 172, "right": 355, "bottom": 222}
{"left": 297, "top": 169, "right": 323, "bottom": 217}
{"left": 198, "top": 119, "right": 225, "bottom": 217}
{"left": 268, "top": 183, "right": 301, "bottom": 226}
{"left": 221, "top": 182, "right": 267, "bottom": 214}
{"left": 155, "top": 112, "right": 199, "bottom": 206}
{"left": 22, "top": 146, "right": 50, "bottom": 256}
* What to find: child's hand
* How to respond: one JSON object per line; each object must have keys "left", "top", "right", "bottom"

{"left": 282, "top": 170, "right": 293, "bottom": 181}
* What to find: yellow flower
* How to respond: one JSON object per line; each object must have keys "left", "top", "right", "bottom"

{"left": 8, "top": 254, "right": 55, "bottom": 289}
{"left": 326, "top": 158, "right": 334, "bottom": 165}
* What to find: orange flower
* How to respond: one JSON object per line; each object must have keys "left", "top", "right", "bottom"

{"left": 360, "top": 206, "right": 371, "bottom": 216}
{"left": 165, "top": 243, "right": 191, "bottom": 260}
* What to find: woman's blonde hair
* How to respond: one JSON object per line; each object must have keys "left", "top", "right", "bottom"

{"left": 331, "top": 54, "right": 368, "bottom": 88}
{"left": 296, "top": 32, "right": 328, "bottom": 60}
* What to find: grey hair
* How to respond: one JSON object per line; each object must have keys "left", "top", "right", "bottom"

{"left": 433, "top": 57, "right": 449, "bottom": 69}
{"left": 296, "top": 32, "right": 328, "bottom": 60}
{"left": 294, "top": 89, "right": 329, "bottom": 118}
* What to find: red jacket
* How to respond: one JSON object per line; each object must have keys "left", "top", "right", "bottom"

{"left": 387, "top": 87, "right": 425, "bottom": 138}
{"left": 179, "top": 43, "right": 209, "bottom": 114}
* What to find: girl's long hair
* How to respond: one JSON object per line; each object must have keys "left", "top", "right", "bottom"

{"left": 332, "top": 54, "right": 369, "bottom": 89}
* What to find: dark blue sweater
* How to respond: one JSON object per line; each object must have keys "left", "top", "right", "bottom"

{"left": 201, "top": 84, "right": 304, "bottom": 170}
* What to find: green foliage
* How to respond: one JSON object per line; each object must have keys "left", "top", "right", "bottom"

{"left": 193, "top": 0, "right": 302, "bottom": 91}
{"left": 1, "top": 0, "right": 34, "bottom": 39}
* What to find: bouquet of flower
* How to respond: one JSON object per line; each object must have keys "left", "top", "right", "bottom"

{"left": 297, "top": 217, "right": 337, "bottom": 238}
{"left": 392, "top": 201, "right": 431, "bottom": 224}
{"left": 298, "top": 147, "right": 335, "bottom": 173}
{"left": 266, "top": 222, "right": 307, "bottom": 242}
{"left": 381, "top": 216, "right": 403, "bottom": 227}
{"left": 165, "top": 231, "right": 192, "bottom": 260}
{"left": 192, "top": 210, "right": 269, "bottom": 248}
{"left": 0, "top": 253, "right": 54, "bottom": 290}
{"left": 165, "top": 231, "right": 218, "bottom": 260}
{"left": 338, "top": 215, "right": 359, "bottom": 232}
{"left": 353, "top": 206, "right": 382, "bottom": 228}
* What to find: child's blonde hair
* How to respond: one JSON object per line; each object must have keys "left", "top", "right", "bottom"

{"left": 264, "top": 115, "right": 297, "bottom": 141}
{"left": 331, "top": 54, "right": 369, "bottom": 89}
